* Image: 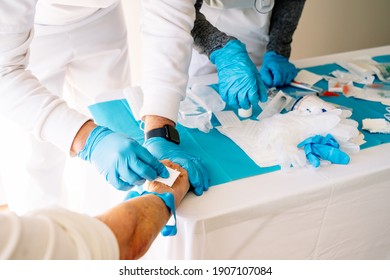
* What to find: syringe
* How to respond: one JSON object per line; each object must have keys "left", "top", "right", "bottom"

{"left": 289, "top": 81, "right": 324, "bottom": 93}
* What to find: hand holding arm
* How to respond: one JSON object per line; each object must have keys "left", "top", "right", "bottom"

{"left": 143, "top": 115, "right": 209, "bottom": 196}
{"left": 73, "top": 120, "right": 168, "bottom": 190}
{"left": 0, "top": 162, "right": 189, "bottom": 260}
{"left": 96, "top": 160, "right": 190, "bottom": 260}
{"left": 143, "top": 137, "right": 209, "bottom": 196}
{"left": 143, "top": 115, "right": 210, "bottom": 196}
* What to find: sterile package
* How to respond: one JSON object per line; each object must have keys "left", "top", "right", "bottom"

{"left": 337, "top": 57, "right": 376, "bottom": 84}
{"left": 154, "top": 166, "right": 181, "bottom": 187}
{"left": 294, "top": 69, "right": 323, "bottom": 86}
{"left": 337, "top": 56, "right": 390, "bottom": 84}
{"left": 257, "top": 90, "right": 295, "bottom": 120}
{"left": 330, "top": 70, "right": 375, "bottom": 85}
{"left": 362, "top": 118, "right": 390, "bottom": 134}
{"left": 178, "top": 84, "right": 225, "bottom": 132}
{"left": 374, "top": 62, "right": 390, "bottom": 83}
{"left": 345, "top": 84, "right": 390, "bottom": 106}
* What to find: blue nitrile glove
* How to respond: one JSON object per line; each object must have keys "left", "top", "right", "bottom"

{"left": 78, "top": 126, "right": 169, "bottom": 190}
{"left": 297, "top": 134, "right": 350, "bottom": 168}
{"left": 210, "top": 40, "right": 268, "bottom": 109}
{"left": 143, "top": 137, "right": 210, "bottom": 196}
{"left": 260, "top": 51, "right": 298, "bottom": 87}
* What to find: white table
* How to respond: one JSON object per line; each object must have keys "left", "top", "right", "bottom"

{"left": 142, "top": 46, "right": 390, "bottom": 260}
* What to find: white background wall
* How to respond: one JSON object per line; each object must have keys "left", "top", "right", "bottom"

{"left": 121, "top": 0, "right": 390, "bottom": 85}
{"left": 291, "top": 0, "right": 390, "bottom": 59}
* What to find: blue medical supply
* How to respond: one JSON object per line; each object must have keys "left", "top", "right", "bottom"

{"left": 210, "top": 40, "right": 268, "bottom": 109}
{"left": 78, "top": 126, "right": 168, "bottom": 190}
{"left": 143, "top": 137, "right": 210, "bottom": 196}
{"left": 260, "top": 51, "right": 298, "bottom": 87}
{"left": 297, "top": 134, "right": 350, "bottom": 168}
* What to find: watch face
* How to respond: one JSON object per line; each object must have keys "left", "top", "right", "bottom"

{"left": 145, "top": 125, "right": 180, "bottom": 144}
{"left": 166, "top": 125, "right": 180, "bottom": 144}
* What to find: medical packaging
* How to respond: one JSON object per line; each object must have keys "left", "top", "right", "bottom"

{"left": 374, "top": 62, "right": 390, "bottom": 83}
{"left": 337, "top": 56, "right": 390, "bottom": 84}
{"left": 178, "top": 84, "right": 225, "bottom": 132}
{"left": 330, "top": 69, "right": 375, "bottom": 85}
{"left": 362, "top": 118, "right": 390, "bottom": 134}
{"left": 337, "top": 57, "right": 376, "bottom": 84}
{"left": 257, "top": 90, "right": 295, "bottom": 120}
{"left": 345, "top": 84, "right": 390, "bottom": 106}
{"left": 289, "top": 81, "right": 323, "bottom": 93}
{"left": 294, "top": 69, "right": 323, "bottom": 86}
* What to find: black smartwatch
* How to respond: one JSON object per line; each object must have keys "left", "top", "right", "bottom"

{"left": 145, "top": 125, "right": 180, "bottom": 145}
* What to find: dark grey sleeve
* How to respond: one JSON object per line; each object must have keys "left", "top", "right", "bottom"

{"left": 267, "top": 0, "right": 306, "bottom": 58}
{"left": 191, "top": 0, "right": 236, "bottom": 57}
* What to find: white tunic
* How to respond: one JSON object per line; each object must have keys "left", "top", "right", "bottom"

{"left": 0, "top": 1, "right": 119, "bottom": 153}
{"left": 0, "top": 207, "right": 119, "bottom": 259}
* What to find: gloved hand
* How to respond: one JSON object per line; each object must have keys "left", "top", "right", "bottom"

{"left": 78, "top": 126, "right": 169, "bottom": 190}
{"left": 210, "top": 40, "right": 268, "bottom": 109}
{"left": 143, "top": 137, "right": 210, "bottom": 196}
{"left": 297, "top": 134, "right": 350, "bottom": 168}
{"left": 260, "top": 51, "right": 298, "bottom": 87}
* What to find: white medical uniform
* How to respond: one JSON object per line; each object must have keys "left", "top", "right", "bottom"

{"left": 0, "top": 0, "right": 130, "bottom": 214}
{"left": 188, "top": 0, "right": 273, "bottom": 77}
{"left": 140, "top": 0, "right": 197, "bottom": 123}
{"left": 0, "top": 207, "right": 119, "bottom": 259}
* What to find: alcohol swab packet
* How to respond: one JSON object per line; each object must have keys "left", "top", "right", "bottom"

{"left": 294, "top": 69, "right": 323, "bottom": 86}
{"left": 154, "top": 166, "right": 181, "bottom": 187}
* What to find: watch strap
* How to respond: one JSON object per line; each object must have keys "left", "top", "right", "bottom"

{"left": 145, "top": 125, "right": 180, "bottom": 145}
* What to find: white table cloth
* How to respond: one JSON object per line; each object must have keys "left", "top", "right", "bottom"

{"left": 142, "top": 46, "right": 390, "bottom": 260}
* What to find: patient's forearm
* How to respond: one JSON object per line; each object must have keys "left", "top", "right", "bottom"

{"left": 96, "top": 160, "right": 189, "bottom": 260}
{"left": 96, "top": 194, "right": 170, "bottom": 260}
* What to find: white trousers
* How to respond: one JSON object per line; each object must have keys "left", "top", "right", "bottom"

{"left": 1, "top": 2, "right": 131, "bottom": 215}
{"left": 189, "top": 4, "right": 272, "bottom": 77}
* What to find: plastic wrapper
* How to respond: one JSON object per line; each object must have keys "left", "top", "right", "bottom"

{"left": 178, "top": 84, "right": 225, "bottom": 133}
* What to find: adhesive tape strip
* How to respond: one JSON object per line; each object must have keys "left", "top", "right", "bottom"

{"left": 238, "top": 106, "right": 253, "bottom": 118}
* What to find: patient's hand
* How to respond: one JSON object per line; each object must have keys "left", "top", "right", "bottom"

{"left": 145, "top": 160, "right": 190, "bottom": 208}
